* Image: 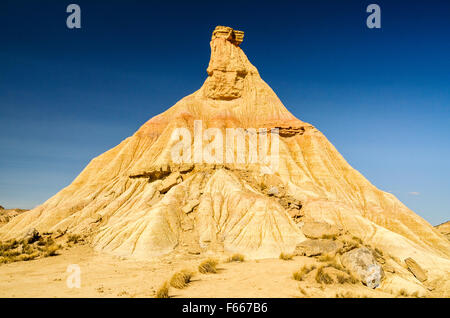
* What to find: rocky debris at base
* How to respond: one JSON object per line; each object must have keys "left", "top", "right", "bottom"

{"left": 295, "top": 239, "right": 343, "bottom": 257}
{"left": 405, "top": 257, "right": 427, "bottom": 282}
{"left": 340, "top": 247, "right": 384, "bottom": 289}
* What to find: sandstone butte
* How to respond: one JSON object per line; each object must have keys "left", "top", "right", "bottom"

{"left": 1, "top": 26, "right": 449, "bottom": 292}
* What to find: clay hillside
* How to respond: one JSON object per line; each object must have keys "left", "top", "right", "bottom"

{"left": 1, "top": 26, "right": 449, "bottom": 296}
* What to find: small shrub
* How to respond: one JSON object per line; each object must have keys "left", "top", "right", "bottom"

{"left": 315, "top": 266, "right": 333, "bottom": 284}
{"left": 298, "top": 286, "right": 308, "bottom": 297}
{"left": 155, "top": 281, "right": 170, "bottom": 298}
{"left": 67, "top": 234, "right": 82, "bottom": 244}
{"left": 279, "top": 252, "right": 294, "bottom": 260}
{"left": 227, "top": 254, "right": 245, "bottom": 263}
{"left": 398, "top": 289, "right": 408, "bottom": 297}
{"left": 326, "top": 261, "right": 345, "bottom": 272}
{"left": 335, "top": 291, "right": 357, "bottom": 298}
{"left": 198, "top": 258, "right": 218, "bottom": 274}
{"left": 44, "top": 244, "right": 60, "bottom": 257}
{"left": 317, "top": 254, "right": 334, "bottom": 262}
{"left": 170, "top": 270, "right": 193, "bottom": 289}
{"left": 292, "top": 265, "right": 316, "bottom": 281}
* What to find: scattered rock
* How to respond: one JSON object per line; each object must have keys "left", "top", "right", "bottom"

{"left": 340, "top": 247, "right": 384, "bottom": 289}
{"left": 182, "top": 199, "right": 199, "bottom": 214}
{"left": 267, "top": 186, "right": 279, "bottom": 196}
{"left": 287, "top": 208, "right": 304, "bottom": 222}
{"left": 23, "top": 228, "right": 40, "bottom": 244}
{"left": 181, "top": 218, "right": 194, "bottom": 231}
{"left": 294, "top": 239, "right": 343, "bottom": 257}
{"left": 187, "top": 246, "right": 201, "bottom": 255}
{"left": 301, "top": 221, "right": 340, "bottom": 239}
{"left": 404, "top": 257, "right": 427, "bottom": 282}
{"left": 159, "top": 172, "right": 181, "bottom": 194}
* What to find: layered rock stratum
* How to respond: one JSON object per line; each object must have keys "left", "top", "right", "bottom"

{"left": 1, "top": 26, "right": 449, "bottom": 292}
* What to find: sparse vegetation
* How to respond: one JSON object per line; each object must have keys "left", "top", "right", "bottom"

{"left": 155, "top": 281, "right": 170, "bottom": 298}
{"left": 226, "top": 254, "right": 245, "bottom": 263}
{"left": 337, "top": 238, "right": 360, "bottom": 254}
{"left": 298, "top": 286, "right": 309, "bottom": 297}
{"left": 0, "top": 236, "right": 60, "bottom": 264}
{"left": 67, "top": 234, "right": 83, "bottom": 244}
{"left": 374, "top": 247, "right": 383, "bottom": 256}
{"left": 335, "top": 291, "right": 366, "bottom": 298}
{"left": 315, "top": 266, "right": 333, "bottom": 284}
{"left": 292, "top": 265, "right": 316, "bottom": 281}
{"left": 396, "top": 289, "right": 419, "bottom": 298}
{"left": 198, "top": 258, "right": 218, "bottom": 274}
{"left": 336, "top": 273, "right": 359, "bottom": 284}
{"left": 169, "top": 270, "right": 194, "bottom": 289}
{"left": 279, "top": 252, "right": 294, "bottom": 260}
{"left": 317, "top": 254, "right": 334, "bottom": 262}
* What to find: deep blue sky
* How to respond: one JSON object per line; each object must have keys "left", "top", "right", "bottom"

{"left": 0, "top": 0, "right": 449, "bottom": 225}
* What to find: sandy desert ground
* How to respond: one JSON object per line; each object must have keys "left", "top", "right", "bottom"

{"left": 0, "top": 243, "right": 443, "bottom": 298}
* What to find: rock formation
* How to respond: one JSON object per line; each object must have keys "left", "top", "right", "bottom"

{"left": 436, "top": 221, "right": 450, "bottom": 240}
{"left": 0, "top": 208, "right": 28, "bottom": 226}
{"left": 0, "top": 26, "right": 449, "bottom": 290}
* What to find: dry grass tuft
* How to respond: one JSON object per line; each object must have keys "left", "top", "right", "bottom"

{"left": 155, "top": 281, "right": 170, "bottom": 298}
{"left": 279, "top": 252, "right": 294, "bottom": 260}
{"left": 317, "top": 254, "right": 334, "bottom": 262}
{"left": 169, "top": 270, "right": 194, "bottom": 289}
{"left": 335, "top": 291, "right": 363, "bottom": 298}
{"left": 336, "top": 273, "right": 359, "bottom": 284}
{"left": 298, "top": 286, "right": 309, "bottom": 297}
{"left": 315, "top": 266, "right": 333, "bottom": 284}
{"left": 292, "top": 265, "right": 316, "bottom": 281}
{"left": 198, "top": 258, "right": 218, "bottom": 274}
{"left": 227, "top": 254, "right": 245, "bottom": 263}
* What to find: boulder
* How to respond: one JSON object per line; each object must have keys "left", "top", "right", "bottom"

{"left": 22, "top": 228, "right": 40, "bottom": 244}
{"left": 267, "top": 186, "right": 279, "bottom": 196}
{"left": 405, "top": 257, "right": 427, "bottom": 282}
{"left": 159, "top": 172, "right": 181, "bottom": 193}
{"left": 294, "top": 239, "right": 343, "bottom": 256}
{"left": 340, "top": 247, "right": 384, "bottom": 289}
{"left": 182, "top": 199, "right": 199, "bottom": 214}
{"left": 0, "top": 205, "right": 4, "bottom": 210}
{"left": 301, "top": 221, "right": 340, "bottom": 239}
